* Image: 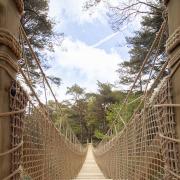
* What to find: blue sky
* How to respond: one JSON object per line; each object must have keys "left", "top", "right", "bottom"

{"left": 47, "top": 0, "right": 140, "bottom": 100}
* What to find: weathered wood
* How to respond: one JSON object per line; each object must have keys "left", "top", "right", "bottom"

{"left": 166, "top": 0, "right": 180, "bottom": 157}
{"left": 75, "top": 144, "right": 111, "bottom": 180}
{"left": 0, "top": 0, "right": 22, "bottom": 179}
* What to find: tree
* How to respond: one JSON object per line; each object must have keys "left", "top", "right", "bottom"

{"left": 86, "top": 82, "right": 120, "bottom": 139}
{"left": 66, "top": 84, "right": 89, "bottom": 142}
{"left": 84, "top": 0, "right": 167, "bottom": 91}
{"left": 21, "top": 0, "right": 63, "bottom": 86}
{"left": 85, "top": 0, "right": 164, "bottom": 29}
{"left": 117, "top": 1, "right": 167, "bottom": 91}
{"left": 106, "top": 91, "right": 142, "bottom": 131}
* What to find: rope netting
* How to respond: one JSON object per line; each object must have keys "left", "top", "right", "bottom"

{"left": 0, "top": 13, "right": 87, "bottom": 179}
{"left": 94, "top": 77, "right": 180, "bottom": 179}
{"left": 93, "top": 15, "right": 180, "bottom": 180}
{"left": 8, "top": 81, "right": 87, "bottom": 180}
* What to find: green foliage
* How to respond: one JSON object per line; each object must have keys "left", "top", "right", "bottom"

{"left": 66, "top": 84, "right": 88, "bottom": 142}
{"left": 94, "top": 130, "right": 105, "bottom": 139}
{"left": 47, "top": 83, "right": 143, "bottom": 143}
{"left": 106, "top": 92, "right": 142, "bottom": 131}
{"left": 22, "top": 0, "right": 62, "bottom": 86}
{"left": 66, "top": 84, "right": 85, "bottom": 101}
{"left": 35, "top": 0, "right": 164, "bottom": 145}
{"left": 117, "top": 1, "right": 167, "bottom": 91}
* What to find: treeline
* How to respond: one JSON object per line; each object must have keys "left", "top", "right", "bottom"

{"left": 24, "top": 0, "right": 167, "bottom": 143}
{"left": 47, "top": 83, "right": 142, "bottom": 143}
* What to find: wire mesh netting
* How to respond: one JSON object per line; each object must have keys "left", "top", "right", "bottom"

{"left": 93, "top": 77, "right": 180, "bottom": 180}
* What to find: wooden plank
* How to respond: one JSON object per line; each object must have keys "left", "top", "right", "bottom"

{"left": 75, "top": 144, "right": 111, "bottom": 180}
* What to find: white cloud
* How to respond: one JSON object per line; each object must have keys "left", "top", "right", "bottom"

{"left": 48, "top": 37, "right": 122, "bottom": 99}
{"left": 49, "top": 0, "right": 107, "bottom": 24}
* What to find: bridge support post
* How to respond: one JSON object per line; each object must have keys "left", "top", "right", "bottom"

{"left": 0, "top": 0, "right": 23, "bottom": 179}
{"left": 165, "top": 0, "right": 180, "bottom": 163}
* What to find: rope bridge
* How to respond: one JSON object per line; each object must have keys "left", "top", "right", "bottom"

{"left": 0, "top": 0, "right": 180, "bottom": 179}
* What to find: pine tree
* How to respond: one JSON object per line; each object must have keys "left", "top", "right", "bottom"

{"left": 21, "top": 0, "right": 63, "bottom": 86}
{"left": 117, "top": 1, "right": 167, "bottom": 91}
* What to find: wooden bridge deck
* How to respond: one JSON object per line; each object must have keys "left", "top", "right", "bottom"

{"left": 75, "top": 144, "right": 111, "bottom": 180}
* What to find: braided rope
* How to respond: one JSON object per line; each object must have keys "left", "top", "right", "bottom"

{"left": 94, "top": 78, "right": 180, "bottom": 179}
{"left": 119, "top": 19, "right": 167, "bottom": 112}
{"left": 0, "top": 109, "right": 25, "bottom": 117}
{"left": 13, "top": 0, "right": 24, "bottom": 14}
{"left": 0, "top": 29, "right": 22, "bottom": 59}
{"left": 166, "top": 27, "right": 180, "bottom": 54}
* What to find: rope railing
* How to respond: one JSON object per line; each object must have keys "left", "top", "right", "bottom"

{"left": 10, "top": 26, "right": 87, "bottom": 179}
{"left": 96, "top": 17, "right": 168, "bottom": 148}
{"left": 19, "top": 25, "right": 82, "bottom": 144}
{"left": 93, "top": 16, "right": 180, "bottom": 179}
{"left": 94, "top": 75, "right": 180, "bottom": 179}
{"left": 0, "top": 17, "right": 87, "bottom": 180}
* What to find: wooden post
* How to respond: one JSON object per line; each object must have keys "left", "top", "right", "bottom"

{"left": 0, "top": 0, "right": 23, "bottom": 179}
{"left": 165, "top": 0, "right": 180, "bottom": 155}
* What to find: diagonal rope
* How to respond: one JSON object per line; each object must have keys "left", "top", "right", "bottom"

{"left": 20, "top": 25, "right": 63, "bottom": 115}
{"left": 120, "top": 19, "right": 167, "bottom": 112}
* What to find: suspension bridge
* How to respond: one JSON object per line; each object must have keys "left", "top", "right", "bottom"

{"left": 0, "top": 0, "right": 180, "bottom": 179}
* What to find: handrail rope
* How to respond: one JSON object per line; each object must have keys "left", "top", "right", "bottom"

{"left": 143, "top": 21, "right": 168, "bottom": 104}
{"left": 127, "top": 95, "right": 144, "bottom": 105}
{"left": 117, "top": 19, "right": 167, "bottom": 126}
{"left": 19, "top": 67, "right": 42, "bottom": 106}
{"left": 98, "top": 39, "right": 174, "bottom": 149}
{"left": 0, "top": 28, "right": 22, "bottom": 59}
{"left": 20, "top": 26, "right": 81, "bottom": 146}
{"left": 20, "top": 25, "right": 63, "bottom": 115}
{"left": 148, "top": 57, "right": 169, "bottom": 95}
{"left": 0, "top": 109, "right": 25, "bottom": 117}
{"left": 119, "top": 19, "right": 167, "bottom": 112}
{"left": 0, "top": 141, "right": 23, "bottom": 157}
{"left": 113, "top": 20, "right": 166, "bottom": 132}
{"left": 19, "top": 29, "right": 32, "bottom": 82}
{"left": 97, "top": 18, "right": 168, "bottom": 147}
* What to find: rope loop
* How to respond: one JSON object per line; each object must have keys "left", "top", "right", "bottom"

{"left": 13, "top": 0, "right": 24, "bottom": 15}
{"left": 166, "top": 26, "right": 180, "bottom": 54}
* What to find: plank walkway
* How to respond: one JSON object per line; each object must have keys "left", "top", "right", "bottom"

{"left": 75, "top": 144, "right": 111, "bottom": 180}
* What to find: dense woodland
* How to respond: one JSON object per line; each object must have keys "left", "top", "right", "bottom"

{"left": 24, "top": 0, "right": 167, "bottom": 143}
